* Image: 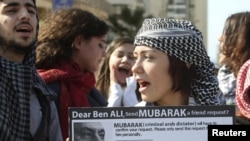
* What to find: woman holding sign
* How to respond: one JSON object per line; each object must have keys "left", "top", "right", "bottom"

{"left": 132, "top": 18, "right": 223, "bottom": 106}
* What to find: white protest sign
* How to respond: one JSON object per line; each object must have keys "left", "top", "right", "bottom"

{"left": 69, "top": 105, "right": 235, "bottom": 141}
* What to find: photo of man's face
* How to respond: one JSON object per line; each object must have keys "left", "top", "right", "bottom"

{"left": 74, "top": 122, "right": 105, "bottom": 141}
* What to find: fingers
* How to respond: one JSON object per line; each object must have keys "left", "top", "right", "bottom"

{"left": 110, "top": 65, "right": 118, "bottom": 84}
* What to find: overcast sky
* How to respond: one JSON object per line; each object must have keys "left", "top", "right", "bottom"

{"left": 207, "top": 0, "right": 250, "bottom": 65}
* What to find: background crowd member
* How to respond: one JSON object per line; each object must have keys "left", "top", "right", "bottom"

{"left": 133, "top": 18, "right": 222, "bottom": 106}
{"left": 0, "top": 0, "right": 62, "bottom": 140}
{"left": 217, "top": 11, "right": 250, "bottom": 105}
{"left": 36, "top": 8, "right": 108, "bottom": 140}
{"left": 96, "top": 37, "right": 141, "bottom": 107}
{"left": 235, "top": 59, "right": 250, "bottom": 124}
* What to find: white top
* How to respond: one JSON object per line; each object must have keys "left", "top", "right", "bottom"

{"left": 107, "top": 76, "right": 139, "bottom": 107}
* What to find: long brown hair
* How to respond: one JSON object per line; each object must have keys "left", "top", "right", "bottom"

{"left": 96, "top": 37, "right": 134, "bottom": 99}
{"left": 220, "top": 11, "right": 250, "bottom": 77}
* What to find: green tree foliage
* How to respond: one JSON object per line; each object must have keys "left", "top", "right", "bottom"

{"left": 108, "top": 7, "right": 153, "bottom": 38}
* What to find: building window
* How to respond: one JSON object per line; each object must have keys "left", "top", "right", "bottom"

{"left": 176, "top": 8, "right": 186, "bottom": 13}
{"left": 175, "top": 0, "right": 186, "bottom": 5}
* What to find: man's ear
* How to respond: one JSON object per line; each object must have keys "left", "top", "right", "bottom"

{"left": 72, "top": 35, "right": 83, "bottom": 49}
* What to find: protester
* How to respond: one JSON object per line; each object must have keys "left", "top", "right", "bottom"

{"left": 132, "top": 18, "right": 222, "bottom": 106}
{"left": 0, "top": 0, "right": 62, "bottom": 140}
{"left": 74, "top": 122, "right": 105, "bottom": 141}
{"left": 36, "top": 8, "right": 108, "bottom": 140}
{"left": 217, "top": 11, "right": 250, "bottom": 105}
{"left": 96, "top": 37, "right": 141, "bottom": 107}
{"left": 235, "top": 59, "right": 250, "bottom": 124}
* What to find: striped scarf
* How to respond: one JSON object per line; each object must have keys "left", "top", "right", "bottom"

{"left": 236, "top": 59, "right": 250, "bottom": 119}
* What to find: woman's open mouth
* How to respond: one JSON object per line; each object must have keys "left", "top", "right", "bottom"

{"left": 137, "top": 79, "right": 150, "bottom": 93}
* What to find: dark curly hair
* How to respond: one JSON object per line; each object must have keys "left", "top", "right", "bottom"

{"left": 36, "top": 8, "right": 109, "bottom": 69}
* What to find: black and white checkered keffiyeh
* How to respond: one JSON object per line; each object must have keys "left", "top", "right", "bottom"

{"left": 0, "top": 46, "right": 55, "bottom": 140}
{"left": 134, "top": 18, "right": 220, "bottom": 105}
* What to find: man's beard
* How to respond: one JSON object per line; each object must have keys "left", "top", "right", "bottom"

{"left": 0, "top": 35, "right": 36, "bottom": 55}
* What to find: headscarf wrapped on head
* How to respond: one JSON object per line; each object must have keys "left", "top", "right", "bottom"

{"left": 134, "top": 18, "right": 220, "bottom": 105}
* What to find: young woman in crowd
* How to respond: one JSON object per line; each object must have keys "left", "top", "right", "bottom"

{"left": 36, "top": 8, "right": 109, "bottom": 140}
{"left": 217, "top": 11, "right": 250, "bottom": 105}
{"left": 96, "top": 37, "right": 141, "bottom": 107}
{"left": 132, "top": 18, "right": 223, "bottom": 106}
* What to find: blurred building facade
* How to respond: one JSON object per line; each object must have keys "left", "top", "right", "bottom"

{"left": 36, "top": 0, "right": 113, "bottom": 20}
{"left": 37, "top": 0, "right": 208, "bottom": 48}
{"left": 106, "top": 0, "right": 207, "bottom": 49}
